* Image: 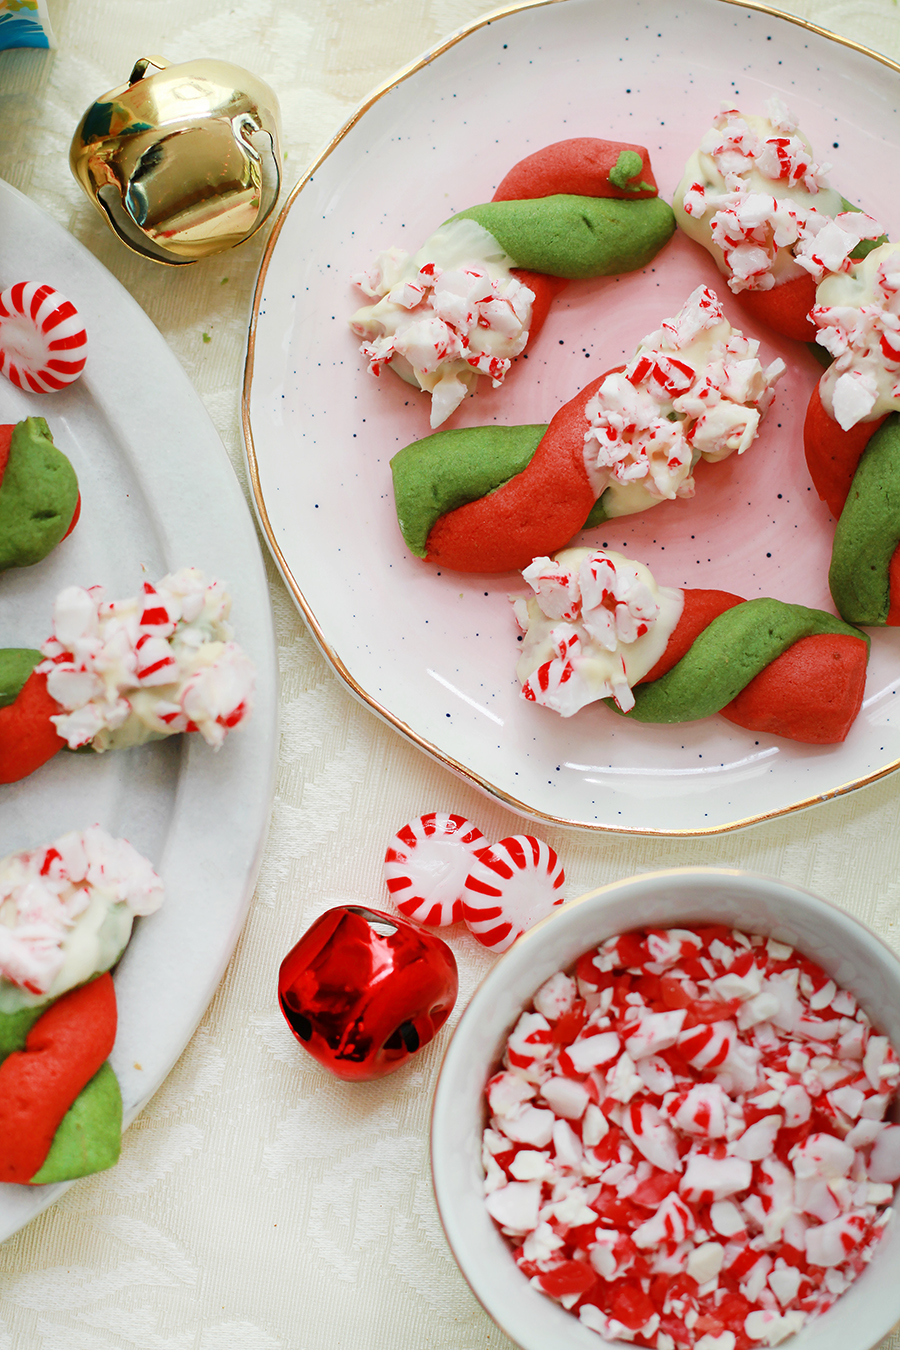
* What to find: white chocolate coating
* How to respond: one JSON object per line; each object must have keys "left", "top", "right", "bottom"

{"left": 0, "top": 826, "right": 163, "bottom": 1013}
{"left": 583, "top": 286, "right": 783, "bottom": 517}
{"left": 350, "top": 217, "right": 534, "bottom": 428}
{"left": 513, "top": 548, "right": 684, "bottom": 716}
{"left": 674, "top": 102, "right": 880, "bottom": 295}
{"left": 38, "top": 568, "right": 255, "bottom": 753}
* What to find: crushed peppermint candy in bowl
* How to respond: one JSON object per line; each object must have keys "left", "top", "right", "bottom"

{"left": 431, "top": 870, "right": 900, "bottom": 1350}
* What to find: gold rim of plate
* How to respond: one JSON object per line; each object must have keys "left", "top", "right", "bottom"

{"left": 241, "top": 0, "right": 900, "bottom": 839}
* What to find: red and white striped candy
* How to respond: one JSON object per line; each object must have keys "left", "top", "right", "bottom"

{"left": 462, "top": 835, "right": 565, "bottom": 953}
{"left": 0, "top": 282, "right": 88, "bottom": 393}
{"left": 383, "top": 812, "right": 484, "bottom": 926}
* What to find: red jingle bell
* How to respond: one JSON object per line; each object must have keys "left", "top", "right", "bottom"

{"left": 277, "top": 905, "right": 459, "bottom": 1081}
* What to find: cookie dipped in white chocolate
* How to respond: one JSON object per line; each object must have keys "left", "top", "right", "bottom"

{"left": 674, "top": 100, "right": 879, "bottom": 295}
{"left": 512, "top": 548, "right": 683, "bottom": 717}
{"left": 0, "top": 826, "right": 163, "bottom": 1014}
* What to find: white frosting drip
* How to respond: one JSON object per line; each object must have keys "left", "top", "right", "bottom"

{"left": 583, "top": 286, "right": 784, "bottom": 516}
{"left": 0, "top": 826, "right": 163, "bottom": 1011}
{"left": 349, "top": 217, "right": 534, "bottom": 428}
{"left": 674, "top": 101, "right": 882, "bottom": 295}
{"left": 513, "top": 547, "right": 684, "bottom": 715}
{"left": 37, "top": 568, "right": 255, "bottom": 752}
{"left": 813, "top": 241, "right": 900, "bottom": 428}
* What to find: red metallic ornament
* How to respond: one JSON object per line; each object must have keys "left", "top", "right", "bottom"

{"left": 277, "top": 905, "right": 459, "bottom": 1081}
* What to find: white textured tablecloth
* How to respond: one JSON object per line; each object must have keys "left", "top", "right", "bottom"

{"left": 3, "top": 1, "right": 900, "bottom": 1346}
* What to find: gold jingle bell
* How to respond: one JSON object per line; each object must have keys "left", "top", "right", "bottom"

{"left": 70, "top": 57, "right": 282, "bottom": 265}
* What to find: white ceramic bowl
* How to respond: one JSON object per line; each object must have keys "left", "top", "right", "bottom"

{"left": 431, "top": 868, "right": 900, "bottom": 1350}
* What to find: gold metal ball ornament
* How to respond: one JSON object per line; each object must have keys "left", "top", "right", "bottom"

{"left": 70, "top": 57, "right": 282, "bottom": 265}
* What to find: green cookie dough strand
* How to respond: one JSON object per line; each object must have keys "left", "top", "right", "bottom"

{"left": 611, "top": 599, "right": 866, "bottom": 724}
{"left": 840, "top": 196, "right": 889, "bottom": 262}
{"left": 391, "top": 424, "right": 547, "bottom": 557}
{"left": 30, "top": 1061, "right": 122, "bottom": 1183}
{"left": 829, "top": 414, "right": 900, "bottom": 626}
{"left": 451, "top": 195, "right": 676, "bottom": 281}
{"left": 0, "top": 1003, "right": 45, "bottom": 1064}
{"left": 582, "top": 493, "right": 612, "bottom": 530}
{"left": 0, "top": 1000, "right": 120, "bottom": 1186}
{"left": 0, "top": 648, "right": 42, "bottom": 708}
{"left": 391, "top": 423, "right": 615, "bottom": 556}
{"left": 0, "top": 417, "right": 79, "bottom": 571}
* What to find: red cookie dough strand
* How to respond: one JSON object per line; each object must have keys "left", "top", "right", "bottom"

{"left": 639, "top": 589, "right": 744, "bottom": 684}
{"left": 804, "top": 383, "right": 887, "bottom": 519}
{"left": 0, "top": 670, "right": 66, "bottom": 785}
{"left": 0, "top": 424, "right": 11, "bottom": 488}
{"left": 721, "top": 632, "right": 869, "bottom": 743}
{"left": 515, "top": 270, "right": 568, "bottom": 348}
{"left": 492, "top": 139, "right": 659, "bottom": 202}
{"left": 0, "top": 973, "right": 117, "bottom": 1184}
{"left": 735, "top": 272, "right": 818, "bottom": 343}
{"left": 425, "top": 374, "right": 609, "bottom": 573}
{"left": 888, "top": 552, "right": 900, "bottom": 626}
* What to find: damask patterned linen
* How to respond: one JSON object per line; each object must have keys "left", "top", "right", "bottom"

{"left": 3, "top": 1, "right": 900, "bottom": 1348}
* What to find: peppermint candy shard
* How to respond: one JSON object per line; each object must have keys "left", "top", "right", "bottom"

{"left": 383, "top": 812, "right": 484, "bottom": 926}
{"left": 463, "top": 835, "right": 565, "bottom": 953}
{"left": 0, "top": 282, "right": 88, "bottom": 393}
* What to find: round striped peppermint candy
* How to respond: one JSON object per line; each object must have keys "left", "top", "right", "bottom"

{"left": 463, "top": 835, "right": 565, "bottom": 953}
{"left": 384, "top": 812, "right": 484, "bottom": 926}
{"left": 0, "top": 282, "right": 88, "bottom": 393}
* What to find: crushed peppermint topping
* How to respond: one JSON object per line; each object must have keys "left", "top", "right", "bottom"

{"left": 812, "top": 242, "right": 900, "bottom": 429}
{"left": 36, "top": 568, "right": 255, "bottom": 752}
{"left": 677, "top": 102, "right": 882, "bottom": 294}
{"left": 582, "top": 287, "right": 784, "bottom": 511}
{"left": 513, "top": 548, "right": 683, "bottom": 716}
{"left": 349, "top": 218, "right": 534, "bottom": 428}
{"left": 483, "top": 926, "right": 900, "bottom": 1349}
{"left": 0, "top": 826, "right": 163, "bottom": 996}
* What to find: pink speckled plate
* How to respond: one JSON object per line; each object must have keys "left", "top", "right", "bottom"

{"left": 244, "top": 0, "right": 900, "bottom": 835}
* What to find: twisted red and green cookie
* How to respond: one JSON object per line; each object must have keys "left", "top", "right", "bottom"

{"left": 673, "top": 104, "right": 885, "bottom": 342}
{"left": 352, "top": 139, "right": 675, "bottom": 426}
{"left": 391, "top": 381, "right": 598, "bottom": 571}
{"left": 626, "top": 589, "right": 868, "bottom": 744}
{"left": 0, "top": 417, "right": 80, "bottom": 571}
{"left": 463, "top": 137, "right": 669, "bottom": 274}
{"left": 0, "top": 647, "right": 64, "bottom": 783}
{"left": 0, "top": 975, "right": 120, "bottom": 1184}
{"left": 517, "top": 551, "right": 868, "bottom": 744}
{"left": 0, "top": 827, "right": 164, "bottom": 1185}
{"left": 803, "top": 389, "right": 900, "bottom": 626}
{"left": 804, "top": 241, "right": 900, "bottom": 626}
{"left": 454, "top": 138, "right": 672, "bottom": 359}
{"left": 392, "top": 286, "right": 782, "bottom": 573}
{"left": 0, "top": 569, "right": 255, "bottom": 786}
